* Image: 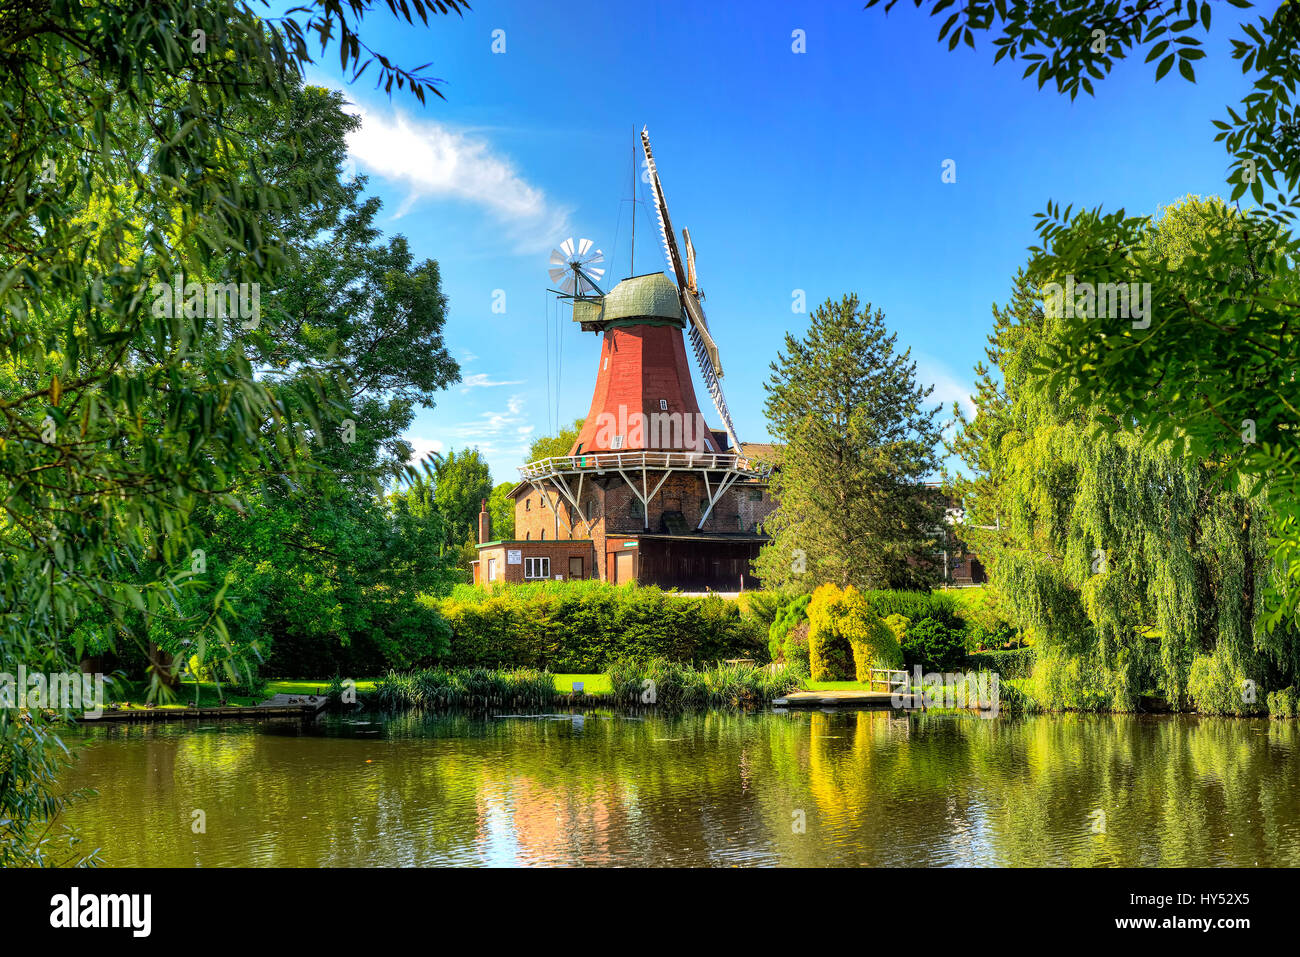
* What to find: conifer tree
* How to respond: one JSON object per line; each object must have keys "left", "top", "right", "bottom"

{"left": 755, "top": 295, "right": 943, "bottom": 591}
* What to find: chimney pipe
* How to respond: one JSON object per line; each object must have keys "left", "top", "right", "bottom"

{"left": 478, "top": 498, "right": 491, "bottom": 545}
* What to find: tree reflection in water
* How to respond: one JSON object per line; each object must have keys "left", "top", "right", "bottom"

{"left": 62, "top": 710, "right": 1300, "bottom": 866}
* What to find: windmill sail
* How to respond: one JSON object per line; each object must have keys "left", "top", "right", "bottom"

{"left": 639, "top": 126, "right": 741, "bottom": 451}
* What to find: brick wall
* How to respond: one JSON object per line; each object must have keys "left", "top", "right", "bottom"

{"left": 475, "top": 541, "right": 597, "bottom": 584}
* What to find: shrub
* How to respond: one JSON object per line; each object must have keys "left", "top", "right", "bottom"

{"left": 784, "top": 621, "right": 811, "bottom": 678}
{"left": 850, "top": 615, "right": 904, "bottom": 683}
{"left": 882, "top": 614, "right": 910, "bottom": 647}
{"left": 738, "top": 590, "right": 786, "bottom": 630}
{"left": 965, "top": 647, "right": 1036, "bottom": 681}
{"left": 807, "top": 584, "right": 903, "bottom": 681}
{"left": 1267, "top": 686, "right": 1299, "bottom": 719}
{"left": 901, "top": 616, "right": 966, "bottom": 672}
{"left": 768, "top": 593, "right": 812, "bottom": 662}
{"left": 1188, "top": 648, "right": 1262, "bottom": 716}
{"left": 807, "top": 585, "right": 856, "bottom": 681}
{"left": 863, "top": 590, "right": 963, "bottom": 631}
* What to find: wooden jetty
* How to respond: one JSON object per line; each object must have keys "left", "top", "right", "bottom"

{"left": 774, "top": 668, "right": 923, "bottom": 710}
{"left": 80, "top": 693, "right": 329, "bottom": 723}
{"left": 772, "top": 689, "right": 922, "bottom": 710}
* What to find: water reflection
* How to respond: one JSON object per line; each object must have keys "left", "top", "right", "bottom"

{"left": 61, "top": 711, "right": 1300, "bottom": 867}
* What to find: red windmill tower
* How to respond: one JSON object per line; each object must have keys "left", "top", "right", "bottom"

{"left": 473, "top": 128, "right": 775, "bottom": 591}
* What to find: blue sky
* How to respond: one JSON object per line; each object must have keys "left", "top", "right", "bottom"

{"left": 292, "top": 0, "right": 1263, "bottom": 483}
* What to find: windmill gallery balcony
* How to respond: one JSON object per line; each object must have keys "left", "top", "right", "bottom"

{"left": 519, "top": 449, "right": 772, "bottom": 533}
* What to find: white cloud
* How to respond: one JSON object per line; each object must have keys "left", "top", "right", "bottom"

{"left": 405, "top": 436, "right": 444, "bottom": 467}
{"left": 913, "top": 353, "right": 976, "bottom": 422}
{"left": 439, "top": 394, "right": 536, "bottom": 456}
{"left": 459, "top": 372, "right": 526, "bottom": 393}
{"left": 342, "top": 101, "right": 571, "bottom": 252}
{"left": 461, "top": 350, "right": 479, "bottom": 363}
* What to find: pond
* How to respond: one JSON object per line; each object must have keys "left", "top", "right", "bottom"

{"left": 61, "top": 709, "right": 1300, "bottom": 867}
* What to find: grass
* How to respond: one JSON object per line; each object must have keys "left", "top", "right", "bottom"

{"left": 104, "top": 678, "right": 380, "bottom": 710}
{"left": 107, "top": 672, "right": 731, "bottom": 708}
{"left": 551, "top": 673, "right": 611, "bottom": 694}
{"left": 106, "top": 675, "right": 601, "bottom": 708}
{"left": 806, "top": 680, "right": 876, "bottom": 692}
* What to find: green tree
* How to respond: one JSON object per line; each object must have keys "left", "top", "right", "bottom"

{"left": 0, "top": 0, "right": 466, "bottom": 866}
{"left": 433, "top": 448, "right": 494, "bottom": 547}
{"left": 865, "top": 0, "right": 1299, "bottom": 629}
{"left": 949, "top": 202, "right": 1295, "bottom": 711}
{"left": 71, "top": 76, "right": 463, "bottom": 689}
{"left": 754, "top": 295, "right": 943, "bottom": 592}
{"left": 488, "top": 481, "right": 517, "bottom": 540}
{"left": 528, "top": 418, "right": 585, "bottom": 461}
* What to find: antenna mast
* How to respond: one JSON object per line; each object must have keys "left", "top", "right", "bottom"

{"left": 629, "top": 128, "right": 636, "bottom": 277}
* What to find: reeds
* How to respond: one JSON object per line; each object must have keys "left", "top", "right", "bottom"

{"left": 606, "top": 657, "right": 804, "bottom": 711}
{"left": 374, "top": 666, "right": 558, "bottom": 712}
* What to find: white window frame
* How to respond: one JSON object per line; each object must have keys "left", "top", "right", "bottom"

{"left": 487, "top": 558, "right": 498, "bottom": 581}
{"left": 610, "top": 435, "right": 624, "bottom": 450}
{"left": 524, "top": 557, "right": 551, "bottom": 580}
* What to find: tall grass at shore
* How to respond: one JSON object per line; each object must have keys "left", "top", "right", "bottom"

{"left": 606, "top": 658, "right": 804, "bottom": 711}
{"left": 375, "top": 667, "right": 558, "bottom": 711}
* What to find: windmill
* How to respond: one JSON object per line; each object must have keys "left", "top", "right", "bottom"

{"left": 547, "top": 238, "right": 605, "bottom": 298}
{"left": 639, "top": 126, "right": 740, "bottom": 450}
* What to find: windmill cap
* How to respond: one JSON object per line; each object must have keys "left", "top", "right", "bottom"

{"left": 599, "top": 272, "right": 684, "bottom": 327}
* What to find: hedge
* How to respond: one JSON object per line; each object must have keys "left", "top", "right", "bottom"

{"left": 965, "top": 647, "right": 1036, "bottom": 681}
{"left": 435, "top": 582, "right": 764, "bottom": 671}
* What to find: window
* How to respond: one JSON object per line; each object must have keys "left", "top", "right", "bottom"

{"left": 525, "top": 498, "right": 530, "bottom": 511}
{"left": 659, "top": 399, "right": 668, "bottom": 410}
{"left": 487, "top": 558, "right": 498, "bottom": 581}
{"left": 524, "top": 557, "right": 550, "bottom": 579}
{"left": 569, "top": 556, "right": 584, "bottom": 579}
{"left": 611, "top": 435, "right": 624, "bottom": 450}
